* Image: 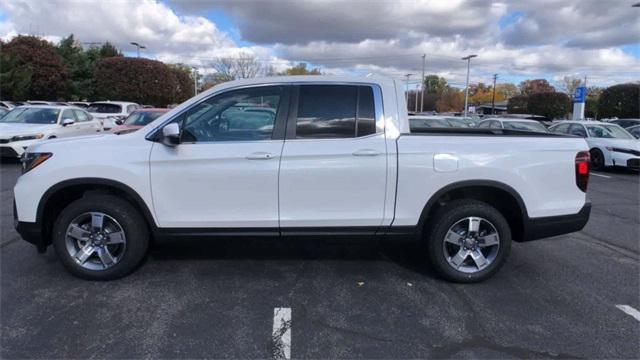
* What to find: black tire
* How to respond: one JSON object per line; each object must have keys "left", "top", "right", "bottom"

{"left": 590, "top": 148, "right": 605, "bottom": 171}
{"left": 52, "top": 194, "right": 149, "bottom": 280}
{"left": 425, "top": 199, "right": 511, "bottom": 283}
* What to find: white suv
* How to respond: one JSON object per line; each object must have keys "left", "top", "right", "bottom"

{"left": 0, "top": 105, "right": 102, "bottom": 158}
{"left": 86, "top": 101, "right": 140, "bottom": 130}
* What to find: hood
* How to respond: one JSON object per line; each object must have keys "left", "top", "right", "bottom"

{"left": 587, "top": 137, "right": 640, "bottom": 150}
{"left": 0, "top": 123, "right": 56, "bottom": 137}
{"left": 110, "top": 125, "right": 143, "bottom": 134}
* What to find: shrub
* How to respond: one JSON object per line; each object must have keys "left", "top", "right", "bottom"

{"left": 527, "top": 92, "right": 571, "bottom": 119}
{"left": 94, "top": 57, "right": 178, "bottom": 106}
{"left": 0, "top": 36, "right": 67, "bottom": 100}
{"left": 597, "top": 83, "right": 640, "bottom": 119}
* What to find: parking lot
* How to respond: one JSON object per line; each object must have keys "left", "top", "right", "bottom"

{"left": 1, "top": 160, "right": 638, "bottom": 359}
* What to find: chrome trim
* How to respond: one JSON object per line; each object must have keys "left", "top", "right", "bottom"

{"left": 146, "top": 81, "right": 386, "bottom": 141}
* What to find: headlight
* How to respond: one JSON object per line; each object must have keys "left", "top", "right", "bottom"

{"left": 605, "top": 147, "right": 640, "bottom": 156}
{"left": 11, "top": 133, "right": 44, "bottom": 142}
{"left": 21, "top": 152, "right": 52, "bottom": 173}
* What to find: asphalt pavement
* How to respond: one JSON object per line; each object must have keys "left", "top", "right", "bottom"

{"left": 1, "top": 159, "right": 638, "bottom": 359}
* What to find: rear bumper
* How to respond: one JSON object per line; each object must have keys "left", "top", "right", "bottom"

{"left": 521, "top": 202, "right": 591, "bottom": 242}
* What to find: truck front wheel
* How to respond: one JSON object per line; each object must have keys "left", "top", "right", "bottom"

{"left": 52, "top": 194, "right": 149, "bottom": 280}
{"left": 426, "top": 199, "right": 511, "bottom": 283}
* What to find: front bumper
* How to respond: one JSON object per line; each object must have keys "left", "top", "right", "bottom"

{"left": 13, "top": 200, "right": 46, "bottom": 252}
{"left": 521, "top": 202, "right": 591, "bottom": 241}
{"left": 0, "top": 139, "right": 38, "bottom": 158}
{"left": 609, "top": 151, "right": 640, "bottom": 169}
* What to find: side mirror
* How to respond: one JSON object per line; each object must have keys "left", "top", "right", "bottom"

{"left": 161, "top": 123, "right": 181, "bottom": 146}
{"left": 61, "top": 118, "right": 75, "bottom": 126}
{"left": 115, "top": 119, "right": 124, "bottom": 125}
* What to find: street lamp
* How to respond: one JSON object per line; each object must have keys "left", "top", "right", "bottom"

{"left": 130, "top": 42, "right": 146, "bottom": 58}
{"left": 404, "top": 73, "right": 413, "bottom": 106}
{"left": 192, "top": 66, "right": 199, "bottom": 96}
{"left": 462, "top": 54, "right": 477, "bottom": 118}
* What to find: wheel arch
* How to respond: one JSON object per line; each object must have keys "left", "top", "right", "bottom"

{"left": 416, "top": 180, "right": 529, "bottom": 242}
{"left": 36, "top": 178, "right": 157, "bottom": 246}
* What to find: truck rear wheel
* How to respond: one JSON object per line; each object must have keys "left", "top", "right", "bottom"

{"left": 52, "top": 194, "right": 149, "bottom": 280}
{"left": 426, "top": 199, "right": 511, "bottom": 283}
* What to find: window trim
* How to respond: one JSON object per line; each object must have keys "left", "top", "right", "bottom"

{"left": 145, "top": 81, "right": 384, "bottom": 143}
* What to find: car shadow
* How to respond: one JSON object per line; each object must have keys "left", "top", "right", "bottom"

{"left": 149, "top": 236, "right": 436, "bottom": 277}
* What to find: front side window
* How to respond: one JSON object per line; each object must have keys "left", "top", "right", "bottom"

{"left": 179, "top": 86, "right": 283, "bottom": 142}
{"left": 73, "top": 109, "right": 90, "bottom": 122}
{"left": 569, "top": 124, "right": 587, "bottom": 137}
{"left": 127, "top": 105, "right": 138, "bottom": 113}
{"left": 551, "top": 123, "right": 570, "bottom": 134}
{"left": 125, "top": 111, "right": 165, "bottom": 126}
{"left": 295, "top": 85, "right": 377, "bottom": 139}
{"left": 61, "top": 109, "right": 76, "bottom": 122}
{"left": 0, "top": 108, "right": 60, "bottom": 124}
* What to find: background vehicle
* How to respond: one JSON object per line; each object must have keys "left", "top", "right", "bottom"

{"left": 626, "top": 125, "right": 640, "bottom": 139}
{"left": 87, "top": 101, "right": 140, "bottom": 130}
{"left": 14, "top": 76, "right": 591, "bottom": 283}
{"left": 69, "top": 102, "right": 90, "bottom": 108}
{"left": 409, "top": 115, "right": 476, "bottom": 130}
{"left": 608, "top": 119, "right": 640, "bottom": 129}
{"left": 110, "top": 108, "right": 169, "bottom": 135}
{"left": 27, "top": 101, "right": 55, "bottom": 106}
{"left": 549, "top": 121, "right": 639, "bottom": 170}
{"left": 0, "top": 105, "right": 102, "bottom": 158}
{"left": 0, "top": 108, "right": 9, "bottom": 118}
{"left": 0, "top": 101, "right": 25, "bottom": 109}
{"left": 477, "top": 118, "right": 549, "bottom": 133}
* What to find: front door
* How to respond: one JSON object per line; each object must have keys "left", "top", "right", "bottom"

{"left": 149, "top": 85, "right": 289, "bottom": 228}
{"left": 278, "top": 84, "right": 387, "bottom": 231}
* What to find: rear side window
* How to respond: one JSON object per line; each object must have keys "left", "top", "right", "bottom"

{"left": 74, "top": 110, "right": 90, "bottom": 122}
{"left": 552, "top": 123, "right": 570, "bottom": 134}
{"left": 295, "top": 85, "right": 376, "bottom": 139}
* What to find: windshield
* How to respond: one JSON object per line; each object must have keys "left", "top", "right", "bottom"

{"left": 503, "top": 121, "right": 548, "bottom": 133}
{"left": 87, "top": 103, "right": 122, "bottom": 114}
{"left": 124, "top": 111, "right": 165, "bottom": 126}
{"left": 585, "top": 124, "right": 634, "bottom": 139}
{"left": 0, "top": 108, "right": 59, "bottom": 124}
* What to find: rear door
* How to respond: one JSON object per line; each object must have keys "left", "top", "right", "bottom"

{"left": 278, "top": 84, "right": 387, "bottom": 231}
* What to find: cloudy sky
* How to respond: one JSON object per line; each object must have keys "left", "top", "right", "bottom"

{"left": 1, "top": 0, "right": 638, "bottom": 89}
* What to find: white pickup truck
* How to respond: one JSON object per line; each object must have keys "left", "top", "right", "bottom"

{"left": 13, "top": 76, "right": 592, "bottom": 282}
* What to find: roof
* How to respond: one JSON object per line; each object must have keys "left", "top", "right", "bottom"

{"left": 89, "top": 101, "right": 139, "bottom": 105}
{"left": 132, "top": 108, "right": 170, "bottom": 113}
{"left": 482, "top": 117, "right": 541, "bottom": 123}
{"left": 13, "top": 104, "right": 83, "bottom": 110}
{"left": 208, "top": 75, "right": 395, "bottom": 94}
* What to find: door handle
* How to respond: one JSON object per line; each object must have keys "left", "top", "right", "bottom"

{"left": 246, "top": 152, "right": 274, "bottom": 160}
{"left": 352, "top": 149, "right": 381, "bottom": 157}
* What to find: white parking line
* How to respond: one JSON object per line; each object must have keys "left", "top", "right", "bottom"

{"left": 591, "top": 172, "right": 612, "bottom": 179}
{"left": 272, "top": 307, "right": 291, "bottom": 360}
{"left": 616, "top": 305, "right": 640, "bottom": 321}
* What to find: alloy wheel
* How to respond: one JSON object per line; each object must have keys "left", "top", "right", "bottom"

{"left": 64, "top": 212, "right": 127, "bottom": 271}
{"left": 442, "top": 216, "right": 500, "bottom": 273}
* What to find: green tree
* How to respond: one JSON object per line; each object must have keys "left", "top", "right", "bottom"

{"left": 527, "top": 92, "right": 571, "bottom": 119}
{"left": 507, "top": 95, "right": 529, "bottom": 114}
{"left": 423, "top": 75, "right": 448, "bottom": 94}
{"left": 0, "top": 35, "right": 67, "bottom": 100}
{"left": 279, "top": 62, "right": 322, "bottom": 75}
{"left": 168, "top": 63, "right": 195, "bottom": 103}
{"left": 495, "top": 83, "right": 519, "bottom": 99}
{"left": 597, "top": 83, "right": 640, "bottom": 119}
{"left": 99, "top": 42, "right": 122, "bottom": 58}
{"left": 56, "top": 34, "right": 95, "bottom": 100}
{"left": 94, "top": 57, "right": 178, "bottom": 106}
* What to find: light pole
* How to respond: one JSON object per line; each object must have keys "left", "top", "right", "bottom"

{"left": 192, "top": 67, "right": 198, "bottom": 96}
{"left": 462, "top": 54, "right": 477, "bottom": 118}
{"left": 130, "top": 42, "right": 146, "bottom": 58}
{"left": 404, "top": 73, "right": 413, "bottom": 108}
{"left": 491, "top": 73, "right": 498, "bottom": 115}
{"left": 420, "top": 54, "right": 426, "bottom": 113}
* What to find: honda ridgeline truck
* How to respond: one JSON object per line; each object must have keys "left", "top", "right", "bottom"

{"left": 13, "top": 76, "right": 592, "bottom": 282}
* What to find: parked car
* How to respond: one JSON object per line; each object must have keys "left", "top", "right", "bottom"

{"left": 608, "top": 119, "right": 640, "bottom": 129}
{"left": 549, "top": 121, "right": 639, "bottom": 170}
{"left": 27, "top": 101, "right": 55, "bottom": 106}
{"left": 87, "top": 101, "right": 140, "bottom": 130}
{"left": 0, "top": 108, "right": 9, "bottom": 118}
{"left": 14, "top": 76, "right": 591, "bottom": 282}
{"left": 110, "top": 108, "right": 169, "bottom": 135}
{"left": 0, "top": 105, "right": 102, "bottom": 158}
{"left": 502, "top": 114, "right": 552, "bottom": 127}
{"left": 0, "top": 101, "right": 25, "bottom": 109}
{"left": 626, "top": 125, "right": 640, "bottom": 139}
{"left": 69, "top": 102, "right": 90, "bottom": 108}
{"left": 477, "top": 118, "right": 549, "bottom": 133}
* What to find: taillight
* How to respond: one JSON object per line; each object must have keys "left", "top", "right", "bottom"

{"left": 575, "top": 151, "right": 590, "bottom": 192}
